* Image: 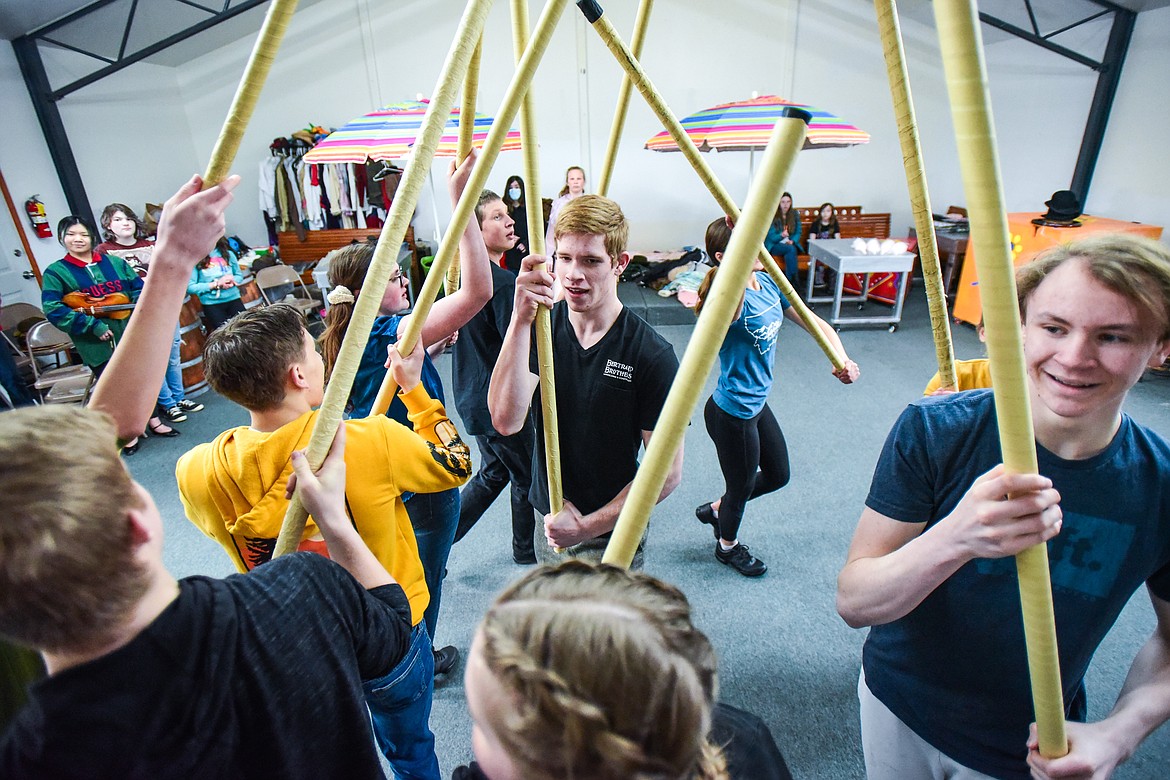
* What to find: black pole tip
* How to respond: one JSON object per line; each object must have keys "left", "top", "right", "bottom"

{"left": 778, "top": 107, "right": 812, "bottom": 126}
{"left": 576, "top": 0, "right": 604, "bottom": 23}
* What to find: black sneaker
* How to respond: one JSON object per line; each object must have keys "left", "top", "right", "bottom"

{"left": 433, "top": 645, "right": 460, "bottom": 676}
{"left": 695, "top": 503, "right": 720, "bottom": 539}
{"left": 513, "top": 548, "right": 537, "bottom": 565}
{"left": 163, "top": 405, "right": 187, "bottom": 423}
{"left": 177, "top": 399, "right": 204, "bottom": 413}
{"left": 715, "top": 543, "right": 767, "bottom": 577}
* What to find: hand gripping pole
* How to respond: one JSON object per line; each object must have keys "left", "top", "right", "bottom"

{"left": 934, "top": 0, "right": 1067, "bottom": 757}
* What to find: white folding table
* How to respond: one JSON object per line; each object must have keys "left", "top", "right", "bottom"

{"left": 805, "top": 239, "right": 914, "bottom": 331}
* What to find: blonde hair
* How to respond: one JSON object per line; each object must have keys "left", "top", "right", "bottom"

{"left": 559, "top": 165, "right": 586, "bottom": 197}
{"left": 477, "top": 560, "right": 729, "bottom": 780}
{"left": 554, "top": 195, "right": 629, "bottom": 265}
{"left": 1017, "top": 234, "right": 1170, "bottom": 341}
{"left": 0, "top": 407, "right": 149, "bottom": 653}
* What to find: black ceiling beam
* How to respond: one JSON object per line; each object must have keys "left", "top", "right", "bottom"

{"left": 978, "top": 11, "right": 1102, "bottom": 69}
{"left": 40, "top": 0, "right": 270, "bottom": 100}
{"left": 1070, "top": 6, "right": 1136, "bottom": 200}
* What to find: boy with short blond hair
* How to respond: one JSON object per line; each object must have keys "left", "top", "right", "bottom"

{"left": 489, "top": 195, "right": 682, "bottom": 566}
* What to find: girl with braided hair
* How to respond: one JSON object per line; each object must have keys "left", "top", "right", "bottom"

{"left": 458, "top": 561, "right": 793, "bottom": 780}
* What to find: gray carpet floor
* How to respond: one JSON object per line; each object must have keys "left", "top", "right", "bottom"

{"left": 125, "top": 282, "right": 1170, "bottom": 778}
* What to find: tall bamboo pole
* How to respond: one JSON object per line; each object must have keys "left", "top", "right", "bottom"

{"left": 368, "top": 0, "right": 571, "bottom": 418}
{"left": 874, "top": 0, "right": 956, "bottom": 390}
{"left": 934, "top": 0, "right": 1067, "bottom": 758}
{"left": 445, "top": 36, "right": 484, "bottom": 296}
{"left": 595, "top": 0, "right": 655, "bottom": 197}
{"left": 512, "top": 0, "right": 564, "bottom": 518}
{"left": 576, "top": 1, "right": 843, "bottom": 370}
{"left": 203, "top": 0, "right": 300, "bottom": 187}
{"left": 273, "top": 0, "right": 495, "bottom": 558}
{"left": 604, "top": 112, "right": 809, "bottom": 568}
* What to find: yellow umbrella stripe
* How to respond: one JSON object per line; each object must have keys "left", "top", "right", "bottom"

{"left": 368, "top": 0, "right": 572, "bottom": 418}
{"left": 596, "top": 0, "right": 656, "bottom": 198}
{"left": 577, "top": 4, "right": 844, "bottom": 371}
{"left": 203, "top": 0, "right": 299, "bottom": 188}
{"left": 934, "top": 0, "right": 1067, "bottom": 758}
{"left": 604, "top": 115, "right": 809, "bottom": 569}
{"left": 273, "top": 0, "right": 495, "bottom": 558}
{"left": 874, "top": 0, "right": 957, "bottom": 391}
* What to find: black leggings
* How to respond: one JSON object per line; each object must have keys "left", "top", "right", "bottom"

{"left": 200, "top": 298, "right": 246, "bottom": 334}
{"left": 703, "top": 396, "right": 791, "bottom": 541}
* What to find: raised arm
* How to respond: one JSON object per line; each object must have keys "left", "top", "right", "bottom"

{"left": 287, "top": 424, "right": 394, "bottom": 590}
{"left": 405, "top": 150, "right": 492, "bottom": 348}
{"left": 1028, "top": 590, "right": 1170, "bottom": 779}
{"left": 836, "top": 466, "right": 1062, "bottom": 628}
{"left": 89, "top": 174, "right": 239, "bottom": 440}
{"left": 488, "top": 253, "right": 548, "bottom": 435}
{"left": 783, "top": 305, "right": 860, "bottom": 383}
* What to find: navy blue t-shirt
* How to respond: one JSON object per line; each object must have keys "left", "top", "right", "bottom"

{"left": 863, "top": 390, "right": 1170, "bottom": 779}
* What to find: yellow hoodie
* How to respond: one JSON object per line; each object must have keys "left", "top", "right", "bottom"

{"left": 176, "top": 385, "right": 472, "bottom": 626}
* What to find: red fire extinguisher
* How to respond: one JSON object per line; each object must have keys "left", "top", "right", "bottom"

{"left": 24, "top": 196, "right": 52, "bottom": 239}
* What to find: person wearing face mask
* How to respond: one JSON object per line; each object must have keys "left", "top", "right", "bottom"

{"left": 501, "top": 175, "right": 529, "bottom": 275}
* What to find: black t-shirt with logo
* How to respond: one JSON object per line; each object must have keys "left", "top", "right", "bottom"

{"left": 528, "top": 302, "right": 678, "bottom": 518}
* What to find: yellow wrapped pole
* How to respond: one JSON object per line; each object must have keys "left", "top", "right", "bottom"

{"left": 369, "top": 0, "right": 571, "bottom": 418}
{"left": 203, "top": 0, "right": 299, "bottom": 187}
{"left": 577, "top": 1, "right": 843, "bottom": 370}
{"left": 596, "top": 0, "right": 655, "bottom": 197}
{"left": 273, "top": 0, "right": 494, "bottom": 558}
{"left": 445, "top": 35, "right": 484, "bottom": 296}
{"left": 934, "top": 0, "right": 1067, "bottom": 758}
{"left": 874, "top": 0, "right": 956, "bottom": 390}
{"left": 604, "top": 113, "right": 809, "bottom": 568}
{"left": 512, "top": 0, "right": 564, "bottom": 518}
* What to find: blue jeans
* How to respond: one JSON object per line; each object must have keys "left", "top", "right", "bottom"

{"left": 773, "top": 243, "right": 800, "bottom": 291}
{"left": 404, "top": 487, "right": 460, "bottom": 642}
{"left": 156, "top": 326, "right": 185, "bottom": 409}
{"left": 364, "top": 621, "right": 440, "bottom": 779}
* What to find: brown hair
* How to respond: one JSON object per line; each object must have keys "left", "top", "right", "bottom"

{"left": 476, "top": 560, "right": 728, "bottom": 780}
{"left": 319, "top": 242, "right": 379, "bottom": 380}
{"left": 694, "top": 217, "right": 733, "bottom": 316}
{"left": 773, "top": 192, "right": 797, "bottom": 236}
{"left": 99, "top": 203, "right": 149, "bottom": 242}
{"left": 1016, "top": 234, "right": 1170, "bottom": 341}
{"left": 0, "top": 407, "right": 149, "bottom": 653}
{"left": 558, "top": 165, "right": 586, "bottom": 198}
{"left": 205, "top": 304, "right": 308, "bottom": 411}
{"left": 553, "top": 195, "right": 629, "bottom": 264}
{"left": 476, "top": 189, "right": 503, "bottom": 227}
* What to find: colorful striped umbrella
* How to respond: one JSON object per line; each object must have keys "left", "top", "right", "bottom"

{"left": 645, "top": 95, "right": 869, "bottom": 153}
{"left": 303, "top": 99, "right": 522, "bottom": 164}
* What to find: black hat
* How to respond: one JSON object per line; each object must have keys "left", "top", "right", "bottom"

{"left": 1041, "top": 190, "right": 1081, "bottom": 222}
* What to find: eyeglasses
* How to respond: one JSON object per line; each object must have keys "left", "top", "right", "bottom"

{"left": 388, "top": 271, "right": 406, "bottom": 285}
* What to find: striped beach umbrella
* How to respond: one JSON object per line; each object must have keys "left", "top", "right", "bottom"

{"left": 645, "top": 95, "right": 869, "bottom": 153}
{"left": 304, "top": 99, "right": 522, "bottom": 164}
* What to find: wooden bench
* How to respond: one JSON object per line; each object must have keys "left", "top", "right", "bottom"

{"left": 774, "top": 206, "right": 892, "bottom": 273}
{"left": 276, "top": 226, "right": 418, "bottom": 287}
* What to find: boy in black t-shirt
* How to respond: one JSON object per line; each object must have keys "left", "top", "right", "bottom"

{"left": 0, "top": 407, "right": 413, "bottom": 779}
{"left": 489, "top": 194, "right": 682, "bottom": 565}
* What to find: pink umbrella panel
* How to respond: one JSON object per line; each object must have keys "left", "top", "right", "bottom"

{"left": 645, "top": 95, "right": 869, "bottom": 153}
{"left": 304, "top": 99, "right": 522, "bottom": 164}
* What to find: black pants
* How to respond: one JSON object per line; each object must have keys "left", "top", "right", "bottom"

{"left": 454, "top": 419, "right": 537, "bottom": 557}
{"left": 200, "top": 298, "right": 246, "bottom": 334}
{"left": 703, "top": 396, "right": 790, "bottom": 542}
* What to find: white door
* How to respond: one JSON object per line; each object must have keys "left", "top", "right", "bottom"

{"left": 0, "top": 194, "right": 43, "bottom": 306}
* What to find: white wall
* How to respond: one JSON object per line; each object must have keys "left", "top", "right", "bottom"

{"left": 9, "top": 0, "right": 1169, "bottom": 253}
{"left": 0, "top": 43, "right": 71, "bottom": 274}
